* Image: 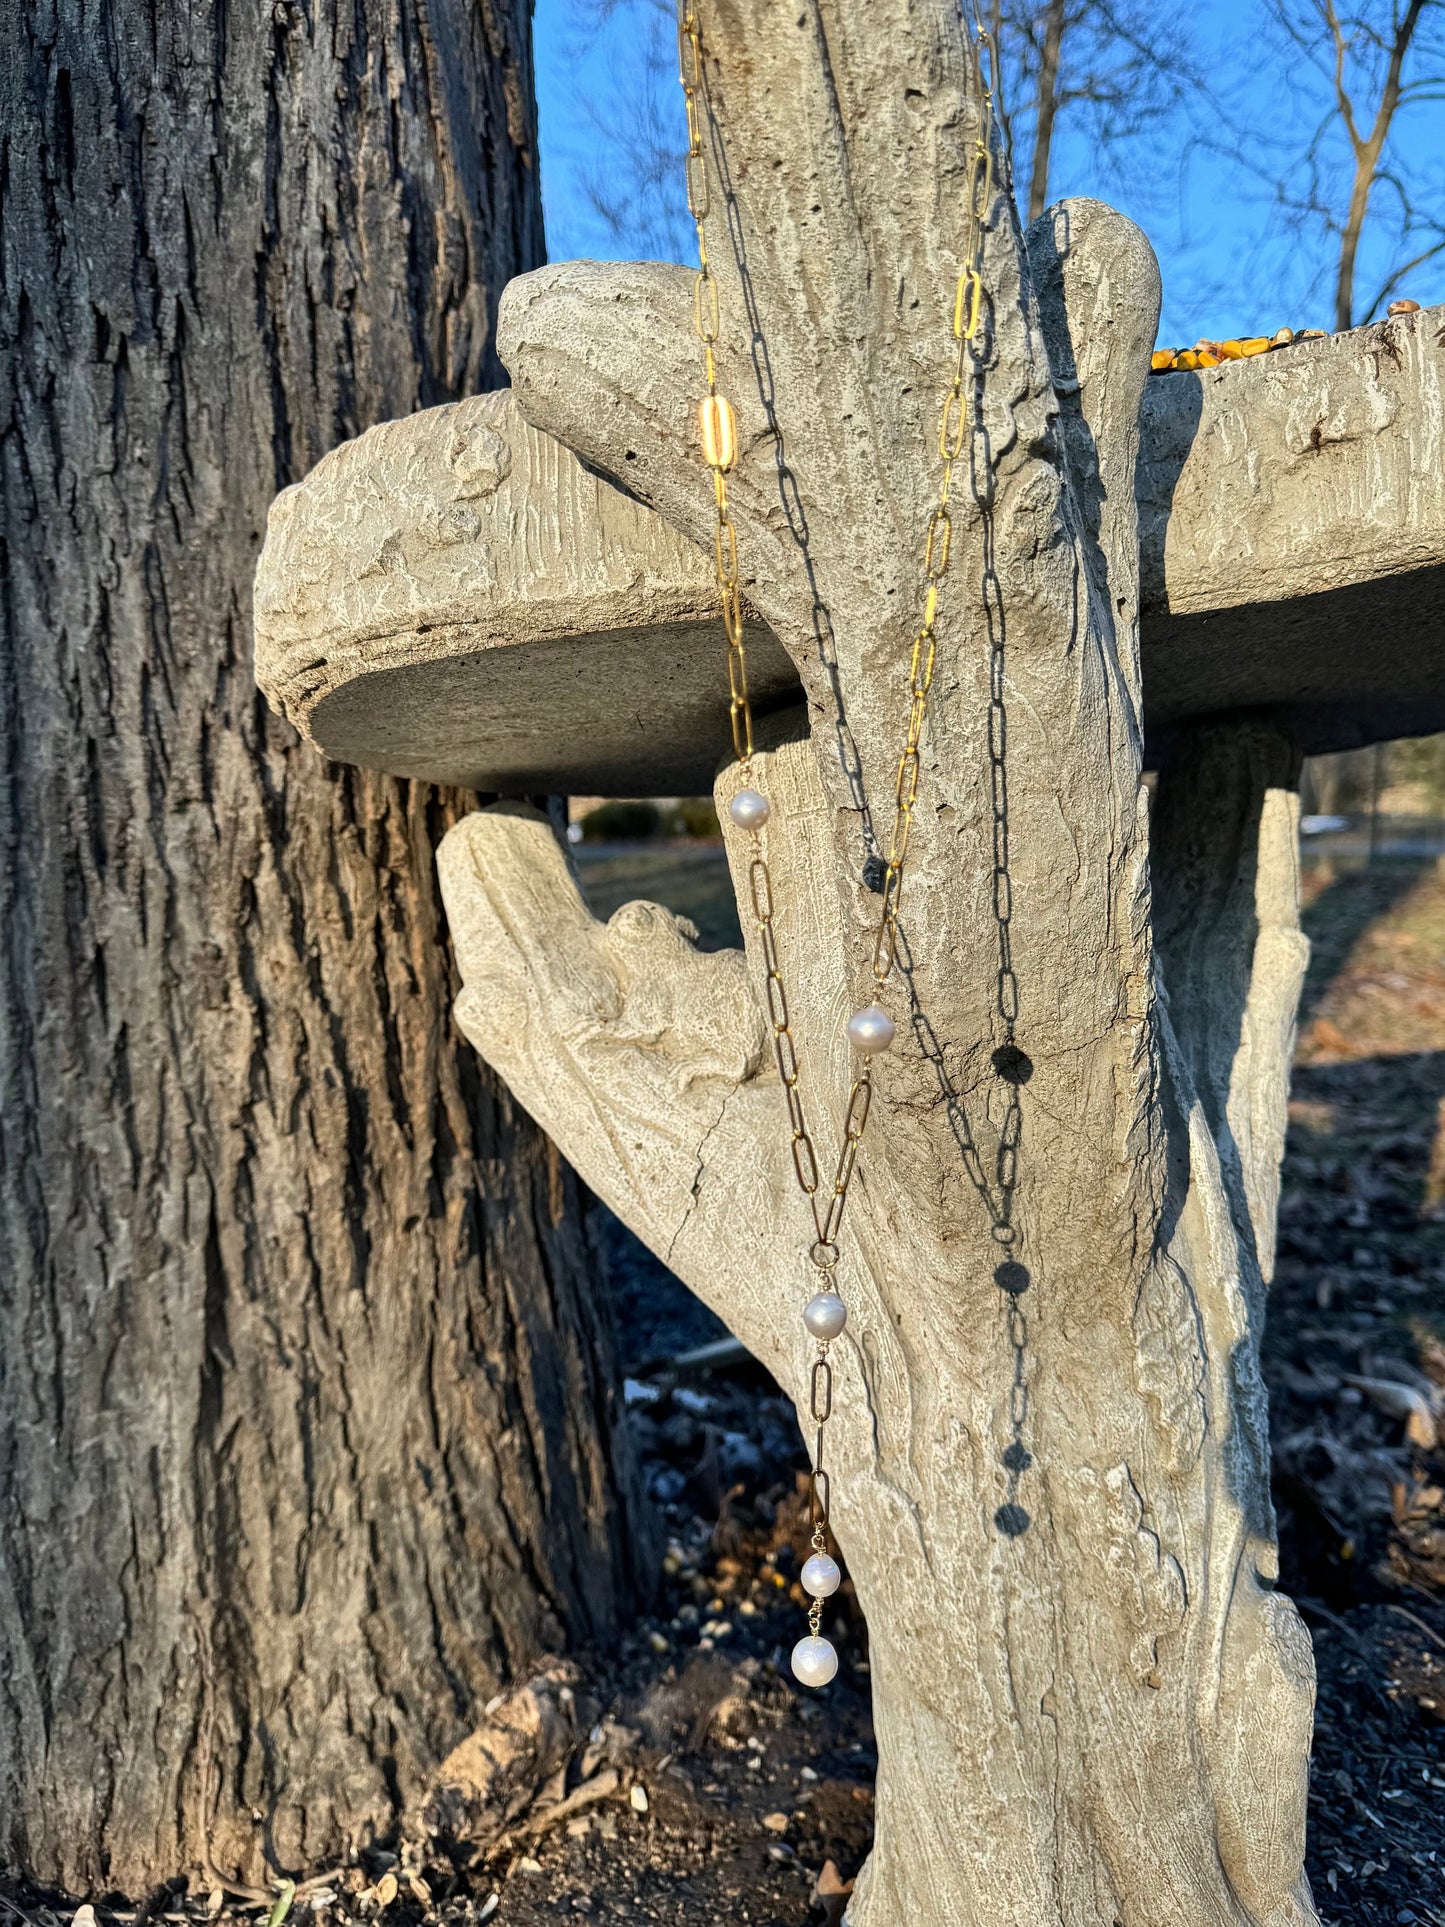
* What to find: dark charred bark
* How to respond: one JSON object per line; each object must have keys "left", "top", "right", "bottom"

{"left": 0, "top": 0, "right": 647, "bottom": 1893}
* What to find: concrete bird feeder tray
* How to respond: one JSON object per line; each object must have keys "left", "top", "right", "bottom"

{"left": 255, "top": 292, "right": 1445, "bottom": 789}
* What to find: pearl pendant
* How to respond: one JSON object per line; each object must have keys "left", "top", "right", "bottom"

{"left": 803, "top": 1291, "right": 847, "bottom": 1340}
{"left": 791, "top": 1634, "right": 839, "bottom": 1688}
{"left": 728, "top": 788, "right": 770, "bottom": 831}
{"left": 802, "top": 1552, "right": 841, "bottom": 1598}
{"left": 846, "top": 1003, "right": 895, "bottom": 1055}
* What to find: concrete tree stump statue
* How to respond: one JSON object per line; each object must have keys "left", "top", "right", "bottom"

{"left": 255, "top": 5, "right": 1445, "bottom": 1920}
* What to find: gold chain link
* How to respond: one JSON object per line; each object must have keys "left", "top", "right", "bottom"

{"left": 680, "top": 14, "right": 753, "bottom": 767}
{"left": 746, "top": 851, "right": 872, "bottom": 1266}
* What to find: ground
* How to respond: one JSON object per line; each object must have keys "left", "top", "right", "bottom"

{"left": 3, "top": 843, "right": 1441, "bottom": 1927}
{"left": 1263, "top": 852, "right": 1445, "bottom": 1920}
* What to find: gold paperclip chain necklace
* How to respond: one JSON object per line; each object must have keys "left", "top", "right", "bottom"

{"left": 677, "top": 4, "right": 996, "bottom": 1688}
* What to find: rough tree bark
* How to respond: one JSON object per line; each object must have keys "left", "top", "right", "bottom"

{"left": 0, "top": 0, "right": 644, "bottom": 1895}
{"left": 427, "top": 7, "right": 1320, "bottom": 1920}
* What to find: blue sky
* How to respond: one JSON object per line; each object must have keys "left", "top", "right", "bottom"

{"left": 532, "top": 0, "right": 1444, "bottom": 347}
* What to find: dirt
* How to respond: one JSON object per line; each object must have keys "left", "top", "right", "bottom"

{"left": 1262, "top": 855, "right": 1445, "bottom": 1923}
{"left": 4, "top": 851, "right": 1443, "bottom": 1927}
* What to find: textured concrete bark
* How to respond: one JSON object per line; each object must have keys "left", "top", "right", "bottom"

{"left": 0, "top": 0, "right": 644, "bottom": 1894}
{"left": 427, "top": 8, "right": 1320, "bottom": 1921}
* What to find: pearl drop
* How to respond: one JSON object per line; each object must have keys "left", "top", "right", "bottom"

{"left": 791, "top": 1634, "right": 839, "bottom": 1688}
{"left": 803, "top": 1291, "right": 848, "bottom": 1341}
{"left": 846, "top": 1003, "right": 896, "bottom": 1056}
{"left": 728, "top": 788, "right": 770, "bottom": 831}
{"left": 801, "top": 1552, "right": 841, "bottom": 1598}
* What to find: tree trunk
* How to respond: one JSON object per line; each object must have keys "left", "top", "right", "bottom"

{"left": 1336, "top": 146, "right": 1376, "bottom": 330}
{"left": 1028, "top": 0, "right": 1067, "bottom": 223}
{"left": 428, "top": 4, "right": 1322, "bottom": 1916}
{"left": 1331, "top": 0, "right": 1426, "bottom": 330}
{"left": 0, "top": 0, "right": 645, "bottom": 1895}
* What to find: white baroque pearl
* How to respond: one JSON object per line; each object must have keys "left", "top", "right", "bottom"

{"left": 801, "top": 1552, "right": 841, "bottom": 1598}
{"left": 728, "top": 788, "right": 770, "bottom": 831}
{"left": 791, "top": 1634, "right": 839, "bottom": 1688}
{"left": 803, "top": 1291, "right": 848, "bottom": 1340}
{"left": 846, "top": 1003, "right": 896, "bottom": 1055}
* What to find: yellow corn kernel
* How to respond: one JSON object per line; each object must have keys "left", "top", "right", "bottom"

{"left": 700, "top": 394, "right": 737, "bottom": 471}
{"left": 1219, "top": 339, "right": 1246, "bottom": 359}
{"left": 1237, "top": 336, "right": 1270, "bottom": 356}
{"left": 1196, "top": 348, "right": 1223, "bottom": 367}
{"left": 1151, "top": 348, "right": 1176, "bottom": 371}
{"left": 1175, "top": 349, "right": 1200, "bottom": 370}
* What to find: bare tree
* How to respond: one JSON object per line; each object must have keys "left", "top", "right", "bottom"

{"left": 554, "top": 0, "right": 693, "bottom": 261}
{"left": 1262, "top": 0, "right": 1445, "bottom": 326}
{"left": 990, "top": 0, "right": 1200, "bottom": 223}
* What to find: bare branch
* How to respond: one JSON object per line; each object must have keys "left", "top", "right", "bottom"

{"left": 552, "top": 0, "right": 692, "bottom": 261}
{"left": 1360, "top": 233, "right": 1445, "bottom": 314}
{"left": 1249, "top": 0, "right": 1444, "bottom": 328}
{"left": 996, "top": 0, "right": 1207, "bottom": 219}
{"left": 1323, "top": 0, "right": 1366, "bottom": 155}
